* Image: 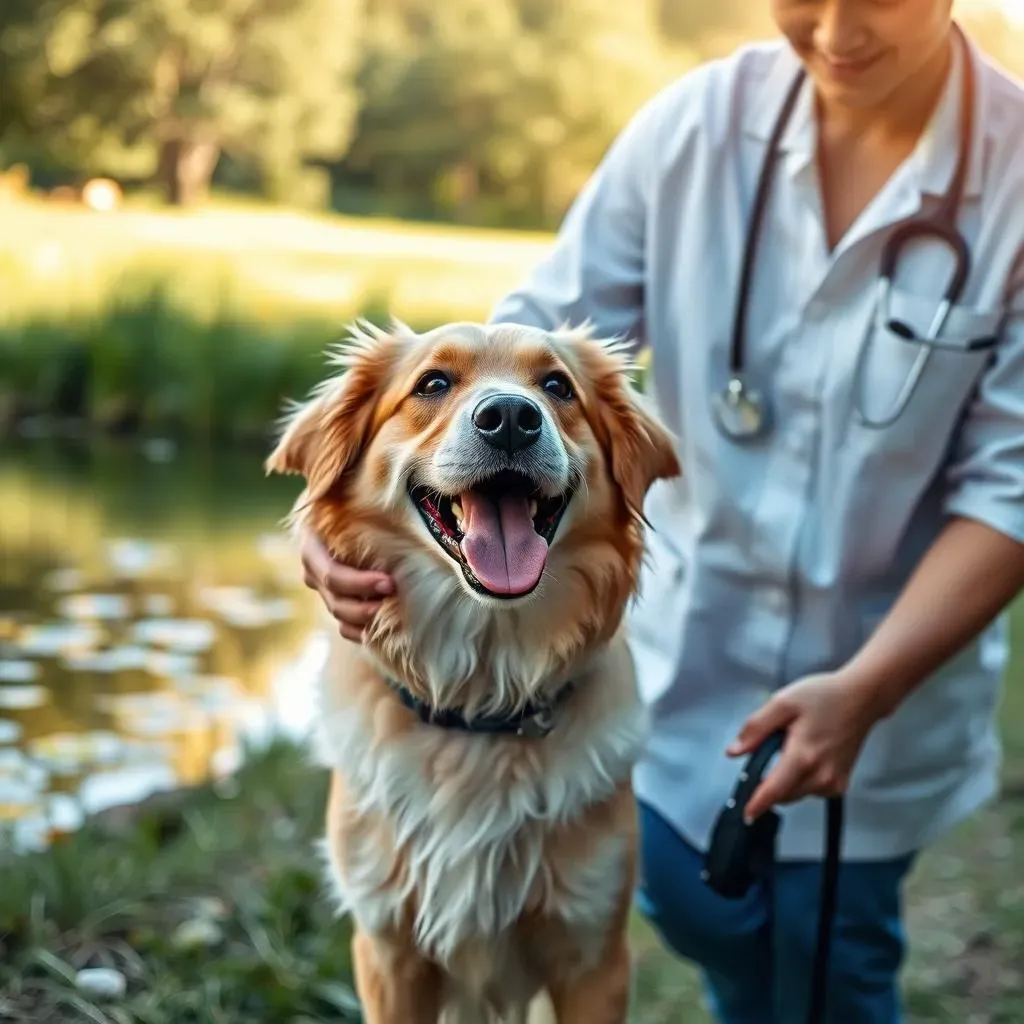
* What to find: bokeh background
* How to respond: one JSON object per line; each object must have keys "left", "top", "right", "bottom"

{"left": 1, "top": 1, "right": 1023, "bottom": 1021}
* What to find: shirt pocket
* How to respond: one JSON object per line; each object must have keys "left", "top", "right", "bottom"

{"left": 852, "top": 285, "right": 1000, "bottom": 431}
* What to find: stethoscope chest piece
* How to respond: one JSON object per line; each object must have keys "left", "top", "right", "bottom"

{"left": 712, "top": 376, "right": 772, "bottom": 442}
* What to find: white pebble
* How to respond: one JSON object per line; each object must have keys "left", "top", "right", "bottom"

{"left": 74, "top": 967, "right": 127, "bottom": 999}
{"left": 172, "top": 918, "right": 224, "bottom": 950}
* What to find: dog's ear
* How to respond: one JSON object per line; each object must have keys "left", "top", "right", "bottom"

{"left": 265, "top": 319, "right": 411, "bottom": 500}
{"left": 552, "top": 325, "right": 681, "bottom": 518}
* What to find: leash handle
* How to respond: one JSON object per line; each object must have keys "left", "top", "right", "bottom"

{"left": 703, "top": 732, "right": 845, "bottom": 1024}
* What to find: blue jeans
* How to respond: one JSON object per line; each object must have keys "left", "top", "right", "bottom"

{"left": 635, "top": 800, "right": 917, "bottom": 1024}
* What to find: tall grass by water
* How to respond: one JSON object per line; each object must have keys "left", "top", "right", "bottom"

{"left": 0, "top": 197, "right": 556, "bottom": 442}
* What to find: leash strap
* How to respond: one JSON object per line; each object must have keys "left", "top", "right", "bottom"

{"left": 808, "top": 795, "right": 844, "bottom": 1023}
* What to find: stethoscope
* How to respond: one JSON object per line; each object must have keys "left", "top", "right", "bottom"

{"left": 713, "top": 28, "right": 994, "bottom": 443}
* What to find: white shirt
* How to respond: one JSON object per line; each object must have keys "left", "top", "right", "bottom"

{"left": 489, "top": 31, "right": 1024, "bottom": 860}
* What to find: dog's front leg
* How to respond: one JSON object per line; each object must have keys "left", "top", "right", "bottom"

{"left": 352, "top": 927, "right": 443, "bottom": 1023}
{"left": 546, "top": 938, "right": 632, "bottom": 1024}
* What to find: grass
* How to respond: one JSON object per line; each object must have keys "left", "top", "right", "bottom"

{"left": 0, "top": 195, "right": 556, "bottom": 443}
{"left": 1, "top": 658, "right": 1022, "bottom": 1022}
{"left": 0, "top": 739, "right": 361, "bottom": 1024}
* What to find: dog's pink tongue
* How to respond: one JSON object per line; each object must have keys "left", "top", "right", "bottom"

{"left": 459, "top": 490, "right": 548, "bottom": 595}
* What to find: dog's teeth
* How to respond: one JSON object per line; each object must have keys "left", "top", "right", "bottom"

{"left": 528, "top": 499, "right": 538, "bottom": 518}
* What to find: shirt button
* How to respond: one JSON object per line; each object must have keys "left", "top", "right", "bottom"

{"left": 766, "top": 587, "right": 787, "bottom": 612}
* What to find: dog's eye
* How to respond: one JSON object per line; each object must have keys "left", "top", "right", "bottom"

{"left": 542, "top": 371, "right": 574, "bottom": 401}
{"left": 414, "top": 371, "right": 451, "bottom": 397}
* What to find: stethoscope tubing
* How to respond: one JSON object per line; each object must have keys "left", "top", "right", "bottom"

{"left": 718, "top": 24, "right": 986, "bottom": 439}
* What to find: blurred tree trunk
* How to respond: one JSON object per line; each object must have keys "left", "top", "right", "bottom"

{"left": 158, "top": 138, "right": 220, "bottom": 206}
{"left": 452, "top": 160, "right": 479, "bottom": 222}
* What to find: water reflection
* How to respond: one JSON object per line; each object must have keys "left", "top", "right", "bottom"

{"left": 0, "top": 439, "right": 320, "bottom": 851}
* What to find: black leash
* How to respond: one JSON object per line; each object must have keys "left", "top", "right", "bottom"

{"left": 703, "top": 730, "right": 844, "bottom": 1024}
{"left": 810, "top": 795, "right": 843, "bottom": 1022}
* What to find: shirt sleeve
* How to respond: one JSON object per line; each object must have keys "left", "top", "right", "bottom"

{"left": 487, "top": 82, "right": 681, "bottom": 347}
{"left": 942, "top": 257, "right": 1024, "bottom": 545}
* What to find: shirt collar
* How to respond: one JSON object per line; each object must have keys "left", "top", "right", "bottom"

{"left": 741, "top": 26, "right": 989, "bottom": 201}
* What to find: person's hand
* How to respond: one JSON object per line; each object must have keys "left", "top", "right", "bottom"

{"left": 726, "top": 668, "right": 886, "bottom": 823}
{"left": 299, "top": 526, "right": 394, "bottom": 642}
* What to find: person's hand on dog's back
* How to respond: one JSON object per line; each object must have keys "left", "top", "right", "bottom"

{"left": 299, "top": 526, "right": 394, "bottom": 642}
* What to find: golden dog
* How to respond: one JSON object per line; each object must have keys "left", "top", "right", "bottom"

{"left": 267, "top": 319, "right": 680, "bottom": 1022}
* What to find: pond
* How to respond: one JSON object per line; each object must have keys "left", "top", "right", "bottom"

{"left": 0, "top": 437, "right": 322, "bottom": 852}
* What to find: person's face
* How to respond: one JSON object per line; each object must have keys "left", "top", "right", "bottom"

{"left": 771, "top": 0, "right": 954, "bottom": 111}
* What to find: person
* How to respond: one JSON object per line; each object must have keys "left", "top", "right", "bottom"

{"left": 296, "top": 2, "right": 1024, "bottom": 1021}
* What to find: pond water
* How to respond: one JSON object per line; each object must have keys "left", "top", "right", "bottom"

{"left": 0, "top": 438, "right": 323, "bottom": 852}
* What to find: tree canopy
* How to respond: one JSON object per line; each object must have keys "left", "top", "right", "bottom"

{"left": 1, "top": 0, "right": 1021, "bottom": 228}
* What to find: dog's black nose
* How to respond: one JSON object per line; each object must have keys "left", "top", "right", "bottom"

{"left": 472, "top": 394, "right": 542, "bottom": 454}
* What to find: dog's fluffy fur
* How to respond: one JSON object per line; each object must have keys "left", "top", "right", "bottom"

{"left": 267, "top": 319, "right": 680, "bottom": 1023}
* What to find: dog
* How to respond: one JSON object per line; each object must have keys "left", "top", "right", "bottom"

{"left": 266, "top": 318, "right": 680, "bottom": 1022}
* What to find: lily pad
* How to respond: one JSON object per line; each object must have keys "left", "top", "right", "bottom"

{"left": 199, "top": 587, "right": 294, "bottom": 629}
{"left": 0, "top": 748, "right": 49, "bottom": 788}
{"left": 145, "top": 650, "right": 200, "bottom": 679}
{"left": 56, "top": 593, "right": 131, "bottom": 622}
{"left": 124, "top": 706, "right": 203, "bottom": 738}
{"left": 0, "top": 660, "right": 38, "bottom": 684}
{"left": 63, "top": 644, "right": 150, "bottom": 673}
{"left": 78, "top": 763, "right": 177, "bottom": 815}
{"left": 0, "top": 684, "right": 47, "bottom": 709}
{"left": 41, "top": 568, "right": 84, "bottom": 592}
{"left": 143, "top": 594, "right": 176, "bottom": 616}
{"left": 174, "top": 675, "right": 245, "bottom": 712}
{"left": 0, "top": 719, "right": 23, "bottom": 744}
{"left": 0, "top": 779, "right": 44, "bottom": 814}
{"left": 134, "top": 618, "right": 216, "bottom": 653}
{"left": 107, "top": 538, "right": 173, "bottom": 578}
{"left": 18, "top": 623, "right": 103, "bottom": 657}
{"left": 28, "top": 731, "right": 127, "bottom": 773}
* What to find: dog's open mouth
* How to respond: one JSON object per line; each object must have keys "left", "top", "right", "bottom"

{"left": 409, "top": 470, "right": 571, "bottom": 599}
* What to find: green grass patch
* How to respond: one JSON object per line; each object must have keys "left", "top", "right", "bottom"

{"left": 0, "top": 280, "right": 359, "bottom": 443}
{"left": 0, "top": 739, "right": 361, "bottom": 1024}
{"left": 2, "top": 729, "right": 1022, "bottom": 1022}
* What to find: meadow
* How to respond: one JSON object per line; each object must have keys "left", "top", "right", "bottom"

{"left": 0, "top": 196, "right": 557, "bottom": 442}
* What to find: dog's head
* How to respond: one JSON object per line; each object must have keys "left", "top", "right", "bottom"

{"left": 268, "top": 319, "right": 679, "bottom": 696}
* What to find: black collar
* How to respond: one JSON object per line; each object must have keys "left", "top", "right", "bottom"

{"left": 384, "top": 676, "right": 575, "bottom": 739}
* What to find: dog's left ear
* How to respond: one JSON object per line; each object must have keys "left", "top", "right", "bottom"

{"left": 552, "top": 326, "right": 681, "bottom": 518}
{"left": 265, "top": 319, "right": 410, "bottom": 500}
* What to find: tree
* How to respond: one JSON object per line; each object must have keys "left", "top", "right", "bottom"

{"left": 0, "top": 0, "right": 364, "bottom": 205}
{"left": 339, "top": 0, "right": 689, "bottom": 228}
{"left": 656, "top": 0, "right": 776, "bottom": 58}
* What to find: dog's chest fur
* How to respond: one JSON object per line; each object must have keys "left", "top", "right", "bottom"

{"left": 313, "top": 634, "right": 647, "bottom": 1003}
